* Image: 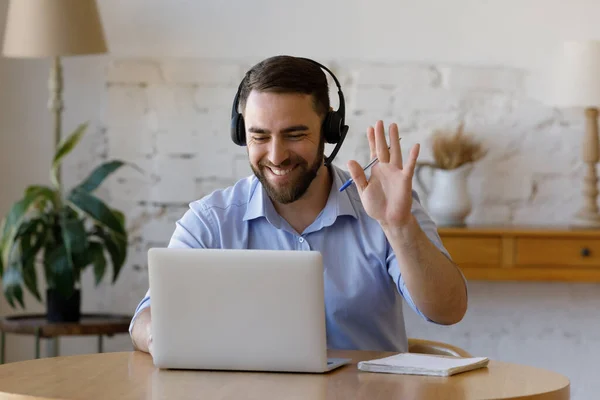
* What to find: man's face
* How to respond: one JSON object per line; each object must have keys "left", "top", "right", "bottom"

{"left": 244, "top": 90, "right": 325, "bottom": 204}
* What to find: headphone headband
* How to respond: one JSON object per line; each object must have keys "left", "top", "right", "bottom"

{"left": 230, "top": 57, "right": 349, "bottom": 167}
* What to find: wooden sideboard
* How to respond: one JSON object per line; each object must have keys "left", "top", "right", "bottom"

{"left": 438, "top": 226, "right": 600, "bottom": 282}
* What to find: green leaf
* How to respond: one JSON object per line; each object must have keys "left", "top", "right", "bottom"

{"left": 60, "top": 216, "right": 89, "bottom": 283}
{"left": 112, "top": 209, "right": 126, "bottom": 228}
{"left": 25, "top": 185, "right": 57, "bottom": 206}
{"left": 3, "top": 264, "right": 24, "bottom": 308}
{"left": 42, "top": 246, "right": 54, "bottom": 289}
{"left": 18, "top": 217, "right": 46, "bottom": 302}
{"left": 44, "top": 245, "right": 74, "bottom": 299}
{"left": 22, "top": 262, "right": 41, "bottom": 302}
{"left": 72, "top": 250, "right": 91, "bottom": 272}
{"left": 67, "top": 189, "right": 125, "bottom": 236}
{"left": 16, "top": 215, "right": 45, "bottom": 239}
{"left": 0, "top": 186, "right": 55, "bottom": 269}
{"left": 94, "top": 228, "right": 127, "bottom": 283}
{"left": 59, "top": 218, "right": 73, "bottom": 286}
{"left": 88, "top": 242, "right": 107, "bottom": 286}
{"left": 103, "top": 209, "right": 127, "bottom": 283}
{"left": 51, "top": 122, "right": 88, "bottom": 189}
{"left": 75, "top": 160, "right": 125, "bottom": 193}
{"left": 1, "top": 187, "right": 49, "bottom": 242}
{"left": 61, "top": 216, "right": 87, "bottom": 255}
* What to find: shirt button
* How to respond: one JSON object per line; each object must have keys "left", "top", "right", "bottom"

{"left": 299, "top": 237, "right": 304, "bottom": 243}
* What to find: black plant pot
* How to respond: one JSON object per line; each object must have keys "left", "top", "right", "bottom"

{"left": 46, "top": 289, "right": 81, "bottom": 323}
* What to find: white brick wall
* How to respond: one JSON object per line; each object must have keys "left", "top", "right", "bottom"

{"left": 69, "top": 58, "right": 599, "bottom": 399}
{"left": 350, "top": 63, "right": 441, "bottom": 88}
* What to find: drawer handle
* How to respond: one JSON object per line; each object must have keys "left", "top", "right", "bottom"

{"left": 581, "top": 247, "right": 591, "bottom": 257}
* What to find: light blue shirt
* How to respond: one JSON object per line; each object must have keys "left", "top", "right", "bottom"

{"left": 130, "top": 164, "right": 454, "bottom": 352}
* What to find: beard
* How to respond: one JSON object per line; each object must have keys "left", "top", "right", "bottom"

{"left": 251, "top": 137, "right": 325, "bottom": 204}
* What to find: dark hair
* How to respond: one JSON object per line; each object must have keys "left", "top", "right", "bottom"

{"left": 238, "top": 55, "right": 330, "bottom": 118}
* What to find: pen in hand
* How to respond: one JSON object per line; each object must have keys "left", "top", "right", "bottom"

{"left": 339, "top": 138, "right": 401, "bottom": 192}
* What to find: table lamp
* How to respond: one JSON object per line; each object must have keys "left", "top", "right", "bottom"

{"left": 541, "top": 40, "right": 600, "bottom": 228}
{"left": 1, "top": 0, "right": 108, "bottom": 190}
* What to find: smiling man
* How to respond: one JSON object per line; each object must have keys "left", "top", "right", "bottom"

{"left": 129, "top": 55, "right": 468, "bottom": 356}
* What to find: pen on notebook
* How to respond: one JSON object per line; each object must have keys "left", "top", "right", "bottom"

{"left": 339, "top": 138, "right": 401, "bottom": 192}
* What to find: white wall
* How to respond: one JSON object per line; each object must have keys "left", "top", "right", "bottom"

{"left": 1, "top": 1, "right": 600, "bottom": 399}
{"left": 97, "top": 0, "right": 600, "bottom": 70}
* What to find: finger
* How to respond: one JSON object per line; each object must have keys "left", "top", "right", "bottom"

{"left": 367, "top": 126, "right": 376, "bottom": 160}
{"left": 404, "top": 143, "right": 420, "bottom": 178}
{"left": 374, "top": 120, "right": 390, "bottom": 163}
{"left": 388, "top": 123, "right": 402, "bottom": 167}
{"left": 347, "top": 160, "right": 369, "bottom": 193}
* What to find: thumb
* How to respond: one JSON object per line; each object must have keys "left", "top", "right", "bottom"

{"left": 347, "top": 160, "right": 368, "bottom": 192}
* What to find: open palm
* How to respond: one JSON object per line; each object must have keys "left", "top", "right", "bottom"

{"left": 347, "top": 121, "right": 420, "bottom": 229}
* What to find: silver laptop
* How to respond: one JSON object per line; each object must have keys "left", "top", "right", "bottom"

{"left": 147, "top": 247, "right": 351, "bottom": 373}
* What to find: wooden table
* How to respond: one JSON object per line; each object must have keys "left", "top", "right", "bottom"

{"left": 0, "top": 313, "right": 132, "bottom": 363}
{"left": 0, "top": 350, "right": 570, "bottom": 399}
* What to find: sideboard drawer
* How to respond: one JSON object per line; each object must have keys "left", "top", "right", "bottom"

{"left": 438, "top": 226, "right": 600, "bottom": 281}
{"left": 516, "top": 238, "right": 600, "bottom": 267}
{"left": 442, "top": 237, "right": 502, "bottom": 267}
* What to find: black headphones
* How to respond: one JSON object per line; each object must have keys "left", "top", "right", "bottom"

{"left": 230, "top": 57, "right": 349, "bottom": 166}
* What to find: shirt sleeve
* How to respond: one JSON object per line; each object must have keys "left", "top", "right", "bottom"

{"left": 386, "top": 190, "right": 468, "bottom": 324}
{"left": 129, "top": 201, "right": 217, "bottom": 335}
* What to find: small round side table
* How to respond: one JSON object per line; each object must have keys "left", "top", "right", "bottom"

{"left": 0, "top": 313, "right": 132, "bottom": 364}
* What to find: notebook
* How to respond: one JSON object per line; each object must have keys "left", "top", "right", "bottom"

{"left": 357, "top": 353, "right": 489, "bottom": 377}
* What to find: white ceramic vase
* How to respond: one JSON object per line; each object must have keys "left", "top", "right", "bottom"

{"left": 415, "top": 162, "right": 474, "bottom": 227}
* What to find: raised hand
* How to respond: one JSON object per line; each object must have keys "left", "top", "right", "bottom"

{"left": 346, "top": 120, "right": 420, "bottom": 230}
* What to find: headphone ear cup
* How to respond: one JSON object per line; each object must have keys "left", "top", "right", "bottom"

{"left": 323, "top": 111, "right": 342, "bottom": 144}
{"left": 231, "top": 113, "right": 246, "bottom": 146}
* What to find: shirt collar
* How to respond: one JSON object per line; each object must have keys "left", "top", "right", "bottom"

{"left": 242, "top": 164, "right": 359, "bottom": 226}
{"left": 242, "top": 179, "right": 281, "bottom": 227}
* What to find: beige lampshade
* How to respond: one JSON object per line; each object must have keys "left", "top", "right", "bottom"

{"left": 543, "top": 40, "right": 600, "bottom": 108}
{"left": 2, "top": 0, "right": 107, "bottom": 58}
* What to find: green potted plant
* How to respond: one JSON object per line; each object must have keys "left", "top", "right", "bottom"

{"left": 0, "top": 122, "right": 131, "bottom": 322}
